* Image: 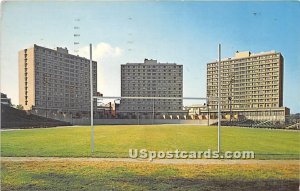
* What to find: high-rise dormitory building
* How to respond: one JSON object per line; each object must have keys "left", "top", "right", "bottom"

{"left": 206, "top": 51, "right": 289, "bottom": 121}
{"left": 120, "top": 59, "right": 183, "bottom": 116}
{"left": 19, "top": 44, "right": 97, "bottom": 113}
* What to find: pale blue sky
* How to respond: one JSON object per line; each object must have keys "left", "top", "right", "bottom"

{"left": 1, "top": 1, "right": 299, "bottom": 113}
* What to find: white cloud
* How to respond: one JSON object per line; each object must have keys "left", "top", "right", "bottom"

{"left": 76, "top": 42, "right": 124, "bottom": 96}
{"left": 78, "top": 42, "right": 123, "bottom": 61}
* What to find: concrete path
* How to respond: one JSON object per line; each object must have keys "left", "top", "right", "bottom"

{"left": 1, "top": 157, "right": 299, "bottom": 165}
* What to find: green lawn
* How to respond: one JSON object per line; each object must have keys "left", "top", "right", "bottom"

{"left": 1, "top": 161, "right": 299, "bottom": 191}
{"left": 1, "top": 125, "right": 299, "bottom": 159}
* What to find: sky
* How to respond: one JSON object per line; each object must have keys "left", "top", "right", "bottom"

{"left": 1, "top": 1, "right": 299, "bottom": 113}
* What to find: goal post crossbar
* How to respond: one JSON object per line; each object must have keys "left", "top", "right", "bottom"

{"left": 93, "top": 96, "right": 218, "bottom": 101}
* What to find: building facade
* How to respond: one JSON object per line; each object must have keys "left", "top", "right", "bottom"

{"left": 120, "top": 59, "right": 183, "bottom": 116}
{"left": 19, "top": 44, "right": 97, "bottom": 113}
{"left": 206, "top": 51, "right": 289, "bottom": 121}
{"left": 1, "top": 93, "right": 12, "bottom": 106}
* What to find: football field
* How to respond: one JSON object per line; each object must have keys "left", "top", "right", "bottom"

{"left": 1, "top": 125, "right": 299, "bottom": 190}
{"left": 1, "top": 125, "right": 299, "bottom": 159}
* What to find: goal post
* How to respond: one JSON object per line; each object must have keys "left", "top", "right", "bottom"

{"left": 89, "top": 43, "right": 222, "bottom": 155}
{"left": 90, "top": 95, "right": 221, "bottom": 154}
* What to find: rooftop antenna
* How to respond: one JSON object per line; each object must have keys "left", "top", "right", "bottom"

{"left": 73, "top": 18, "right": 81, "bottom": 54}
{"left": 127, "top": 17, "right": 134, "bottom": 53}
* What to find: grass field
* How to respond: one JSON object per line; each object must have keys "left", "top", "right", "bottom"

{"left": 1, "top": 125, "right": 299, "bottom": 159}
{"left": 1, "top": 161, "right": 299, "bottom": 191}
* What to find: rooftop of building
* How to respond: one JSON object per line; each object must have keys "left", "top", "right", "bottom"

{"left": 208, "top": 50, "right": 281, "bottom": 64}
{"left": 123, "top": 59, "right": 180, "bottom": 65}
{"left": 21, "top": 44, "right": 97, "bottom": 63}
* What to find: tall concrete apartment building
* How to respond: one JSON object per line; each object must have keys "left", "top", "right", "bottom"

{"left": 206, "top": 51, "right": 289, "bottom": 121}
{"left": 19, "top": 44, "right": 97, "bottom": 113}
{"left": 120, "top": 59, "right": 183, "bottom": 115}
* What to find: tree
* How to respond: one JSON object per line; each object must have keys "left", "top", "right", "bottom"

{"left": 16, "top": 105, "right": 24, "bottom": 110}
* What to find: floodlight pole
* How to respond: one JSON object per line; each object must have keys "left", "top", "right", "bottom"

{"left": 90, "top": 43, "right": 94, "bottom": 153}
{"left": 217, "top": 44, "right": 221, "bottom": 153}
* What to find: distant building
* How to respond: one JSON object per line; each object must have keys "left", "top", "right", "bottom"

{"left": 1, "top": 93, "right": 12, "bottom": 106}
{"left": 206, "top": 51, "right": 289, "bottom": 121}
{"left": 120, "top": 59, "right": 183, "bottom": 116}
{"left": 97, "top": 101, "right": 120, "bottom": 118}
{"left": 184, "top": 104, "right": 207, "bottom": 119}
{"left": 19, "top": 44, "right": 97, "bottom": 113}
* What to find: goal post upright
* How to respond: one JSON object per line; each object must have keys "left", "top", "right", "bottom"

{"left": 217, "top": 43, "right": 221, "bottom": 154}
{"left": 90, "top": 43, "right": 94, "bottom": 154}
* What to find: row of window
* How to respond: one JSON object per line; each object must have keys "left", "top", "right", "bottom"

{"left": 210, "top": 103, "right": 279, "bottom": 109}
{"left": 208, "top": 71, "right": 280, "bottom": 79}
{"left": 122, "top": 92, "right": 182, "bottom": 97}
{"left": 35, "top": 59, "right": 96, "bottom": 69}
{"left": 122, "top": 65, "right": 182, "bottom": 69}
{"left": 24, "top": 54, "right": 29, "bottom": 106}
{"left": 120, "top": 106, "right": 182, "bottom": 110}
{"left": 122, "top": 73, "right": 182, "bottom": 77}
{"left": 122, "top": 69, "right": 181, "bottom": 72}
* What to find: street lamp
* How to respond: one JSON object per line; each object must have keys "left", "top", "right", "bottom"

{"left": 228, "top": 96, "right": 232, "bottom": 122}
{"left": 207, "top": 90, "right": 210, "bottom": 126}
{"left": 228, "top": 75, "right": 234, "bottom": 124}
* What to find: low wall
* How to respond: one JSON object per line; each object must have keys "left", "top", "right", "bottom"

{"left": 71, "top": 118, "right": 218, "bottom": 125}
